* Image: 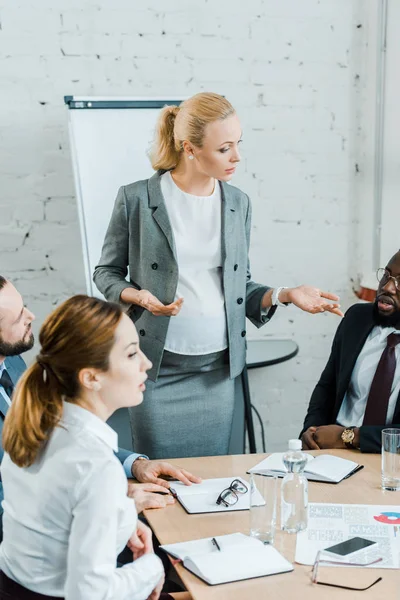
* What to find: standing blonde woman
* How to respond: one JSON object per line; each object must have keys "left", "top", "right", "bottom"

{"left": 94, "top": 92, "right": 342, "bottom": 460}
{"left": 0, "top": 296, "right": 170, "bottom": 600}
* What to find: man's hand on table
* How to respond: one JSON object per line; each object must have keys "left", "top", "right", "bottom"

{"left": 131, "top": 458, "right": 202, "bottom": 488}
{"left": 302, "top": 424, "right": 361, "bottom": 450}
{"left": 301, "top": 426, "right": 321, "bottom": 450}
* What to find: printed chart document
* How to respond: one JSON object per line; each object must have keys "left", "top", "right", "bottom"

{"left": 296, "top": 503, "right": 400, "bottom": 568}
{"left": 248, "top": 453, "right": 363, "bottom": 483}
{"left": 170, "top": 477, "right": 264, "bottom": 514}
{"left": 161, "top": 532, "right": 293, "bottom": 585}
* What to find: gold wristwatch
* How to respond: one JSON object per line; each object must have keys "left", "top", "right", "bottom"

{"left": 341, "top": 427, "right": 356, "bottom": 449}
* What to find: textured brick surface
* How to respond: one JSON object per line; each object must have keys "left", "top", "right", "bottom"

{"left": 0, "top": 0, "right": 372, "bottom": 451}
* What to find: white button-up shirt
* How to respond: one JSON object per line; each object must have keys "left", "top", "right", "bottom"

{"left": 337, "top": 326, "right": 400, "bottom": 427}
{"left": 0, "top": 401, "right": 163, "bottom": 599}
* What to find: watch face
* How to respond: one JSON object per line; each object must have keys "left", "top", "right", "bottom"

{"left": 342, "top": 429, "right": 354, "bottom": 443}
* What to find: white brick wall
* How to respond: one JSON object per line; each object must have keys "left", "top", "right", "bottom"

{"left": 0, "top": 0, "right": 374, "bottom": 451}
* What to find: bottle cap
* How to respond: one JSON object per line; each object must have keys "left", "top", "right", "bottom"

{"left": 288, "top": 439, "right": 302, "bottom": 451}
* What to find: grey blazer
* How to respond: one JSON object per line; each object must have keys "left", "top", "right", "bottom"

{"left": 94, "top": 171, "right": 276, "bottom": 381}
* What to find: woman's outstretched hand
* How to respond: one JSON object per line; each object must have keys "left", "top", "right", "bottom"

{"left": 280, "top": 286, "right": 344, "bottom": 317}
{"left": 136, "top": 290, "right": 184, "bottom": 317}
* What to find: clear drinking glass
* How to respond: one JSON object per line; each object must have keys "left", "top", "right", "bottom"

{"left": 381, "top": 428, "right": 400, "bottom": 491}
{"left": 249, "top": 474, "right": 278, "bottom": 544}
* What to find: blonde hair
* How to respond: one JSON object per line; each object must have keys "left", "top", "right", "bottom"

{"left": 150, "top": 92, "right": 236, "bottom": 171}
{"left": 3, "top": 295, "right": 123, "bottom": 468}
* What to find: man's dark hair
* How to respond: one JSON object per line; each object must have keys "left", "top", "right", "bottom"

{"left": 0, "top": 276, "right": 7, "bottom": 292}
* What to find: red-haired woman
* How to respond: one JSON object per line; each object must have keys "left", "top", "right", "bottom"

{"left": 0, "top": 295, "right": 171, "bottom": 600}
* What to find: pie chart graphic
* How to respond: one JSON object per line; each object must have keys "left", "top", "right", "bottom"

{"left": 373, "top": 512, "right": 400, "bottom": 524}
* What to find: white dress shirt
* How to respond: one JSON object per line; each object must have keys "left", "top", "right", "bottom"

{"left": 0, "top": 361, "right": 11, "bottom": 408}
{"left": 337, "top": 326, "right": 400, "bottom": 427}
{"left": 161, "top": 171, "right": 228, "bottom": 355}
{"left": 0, "top": 401, "right": 163, "bottom": 599}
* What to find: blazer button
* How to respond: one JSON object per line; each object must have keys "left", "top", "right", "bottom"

{"left": 151, "top": 262, "right": 158, "bottom": 270}
{"left": 241, "top": 330, "right": 246, "bottom": 337}
{"left": 139, "top": 329, "right": 145, "bottom": 337}
{"left": 234, "top": 264, "right": 238, "bottom": 271}
{"left": 237, "top": 297, "right": 243, "bottom": 305}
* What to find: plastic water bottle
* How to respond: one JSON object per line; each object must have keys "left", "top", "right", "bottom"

{"left": 281, "top": 439, "right": 308, "bottom": 533}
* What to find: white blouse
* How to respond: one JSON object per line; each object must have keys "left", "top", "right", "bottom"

{"left": 161, "top": 171, "right": 228, "bottom": 355}
{"left": 0, "top": 401, "right": 163, "bottom": 600}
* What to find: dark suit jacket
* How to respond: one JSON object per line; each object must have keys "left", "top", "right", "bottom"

{"left": 301, "top": 303, "right": 400, "bottom": 453}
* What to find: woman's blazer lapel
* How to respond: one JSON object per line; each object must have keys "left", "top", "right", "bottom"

{"left": 219, "top": 181, "right": 236, "bottom": 265}
{"left": 147, "top": 171, "right": 177, "bottom": 260}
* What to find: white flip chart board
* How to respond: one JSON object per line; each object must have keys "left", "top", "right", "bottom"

{"left": 65, "top": 96, "right": 183, "bottom": 296}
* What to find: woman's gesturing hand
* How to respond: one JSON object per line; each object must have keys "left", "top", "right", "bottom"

{"left": 282, "top": 286, "right": 344, "bottom": 317}
{"left": 137, "top": 290, "right": 184, "bottom": 316}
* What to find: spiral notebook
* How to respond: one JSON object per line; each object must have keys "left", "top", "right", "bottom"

{"left": 161, "top": 533, "right": 294, "bottom": 585}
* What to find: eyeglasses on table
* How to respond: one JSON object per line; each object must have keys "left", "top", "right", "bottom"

{"left": 311, "top": 550, "right": 383, "bottom": 591}
{"left": 216, "top": 478, "right": 248, "bottom": 507}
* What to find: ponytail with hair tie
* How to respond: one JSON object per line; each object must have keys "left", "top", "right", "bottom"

{"left": 150, "top": 104, "right": 182, "bottom": 171}
{"left": 36, "top": 355, "right": 48, "bottom": 383}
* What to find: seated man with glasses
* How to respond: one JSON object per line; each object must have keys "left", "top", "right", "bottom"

{"left": 300, "top": 250, "right": 400, "bottom": 453}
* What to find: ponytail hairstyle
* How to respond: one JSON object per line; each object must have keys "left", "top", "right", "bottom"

{"left": 150, "top": 92, "right": 236, "bottom": 171}
{"left": 2, "top": 295, "right": 123, "bottom": 468}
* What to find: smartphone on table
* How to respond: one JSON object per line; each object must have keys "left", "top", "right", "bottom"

{"left": 324, "top": 537, "right": 376, "bottom": 557}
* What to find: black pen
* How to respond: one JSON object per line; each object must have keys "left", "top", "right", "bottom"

{"left": 211, "top": 537, "right": 221, "bottom": 552}
{"left": 169, "top": 487, "right": 178, "bottom": 499}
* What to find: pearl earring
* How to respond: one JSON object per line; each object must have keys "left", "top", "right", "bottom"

{"left": 188, "top": 155, "right": 194, "bottom": 161}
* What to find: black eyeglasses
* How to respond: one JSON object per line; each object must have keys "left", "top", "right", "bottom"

{"left": 377, "top": 268, "right": 400, "bottom": 291}
{"left": 216, "top": 479, "right": 248, "bottom": 507}
{"left": 311, "top": 551, "right": 383, "bottom": 591}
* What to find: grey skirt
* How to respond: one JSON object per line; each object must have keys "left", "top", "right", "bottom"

{"left": 129, "top": 349, "right": 235, "bottom": 459}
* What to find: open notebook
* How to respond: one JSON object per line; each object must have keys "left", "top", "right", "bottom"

{"left": 161, "top": 532, "right": 294, "bottom": 585}
{"left": 170, "top": 477, "right": 264, "bottom": 514}
{"left": 248, "top": 453, "right": 363, "bottom": 483}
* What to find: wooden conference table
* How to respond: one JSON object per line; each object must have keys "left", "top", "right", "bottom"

{"left": 145, "top": 450, "right": 399, "bottom": 600}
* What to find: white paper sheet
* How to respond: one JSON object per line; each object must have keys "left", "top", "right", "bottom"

{"left": 296, "top": 503, "right": 400, "bottom": 569}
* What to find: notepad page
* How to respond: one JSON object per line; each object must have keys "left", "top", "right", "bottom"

{"left": 161, "top": 532, "right": 260, "bottom": 561}
{"left": 170, "top": 477, "right": 248, "bottom": 497}
{"left": 170, "top": 477, "right": 264, "bottom": 513}
{"left": 304, "top": 455, "right": 359, "bottom": 482}
{"left": 185, "top": 543, "right": 294, "bottom": 585}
